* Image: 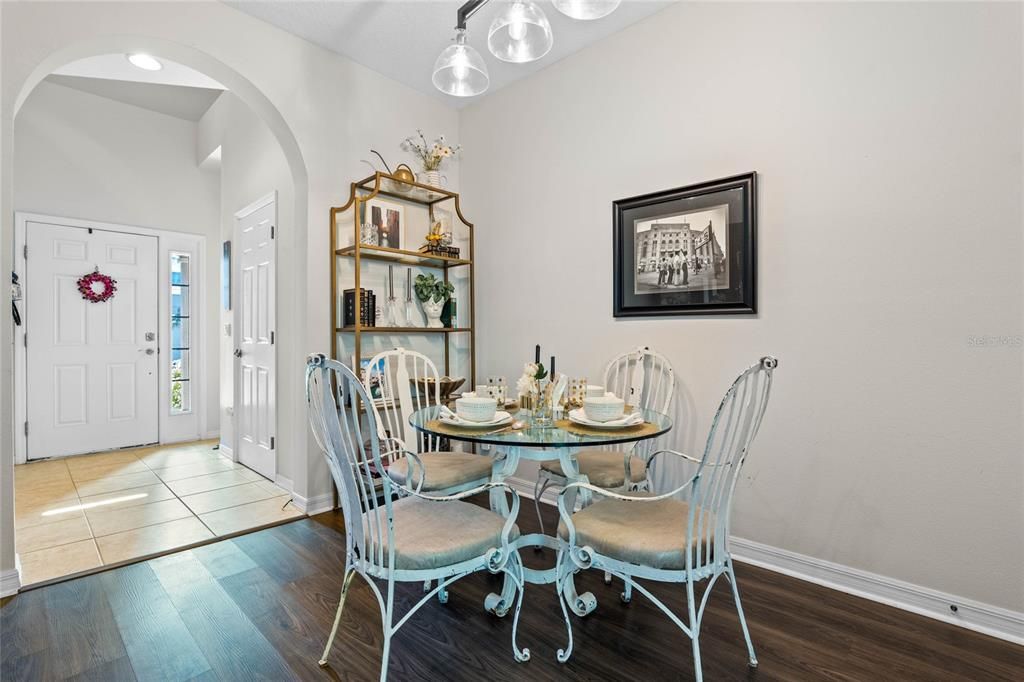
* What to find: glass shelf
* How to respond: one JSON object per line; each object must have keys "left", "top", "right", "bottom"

{"left": 355, "top": 172, "right": 458, "bottom": 205}
{"left": 336, "top": 326, "right": 471, "bottom": 334}
{"left": 335, "top": 244, "right": 469, "bottom": 269}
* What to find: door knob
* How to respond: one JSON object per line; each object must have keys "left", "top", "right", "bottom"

{"left": 145, "top": 348, "right": 155, "bottom": 355}
{"left": 234, "top": 348, "right": 243, "bottom": 358}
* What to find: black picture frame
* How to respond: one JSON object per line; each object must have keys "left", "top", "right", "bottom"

{"left": 613, "top": 172, "right": 757, "bottom": 317}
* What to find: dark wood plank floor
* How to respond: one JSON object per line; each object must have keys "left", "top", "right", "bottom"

{"left": 3, "top": 498, "right": 1022, "bottom": 681}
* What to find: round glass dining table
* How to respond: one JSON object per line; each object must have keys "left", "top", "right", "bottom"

{"left": 409, "top": 405, "right": 673, "bottom": 616}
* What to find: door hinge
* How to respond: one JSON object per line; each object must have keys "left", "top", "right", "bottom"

{"left": 270, "top": 225, "right": 275, "bottom": 239}
{"left": 270, "top": 331, "right": 275, "bottom": 345}
{"left": 24, "top": 422, "right": 28, "bottom": 436}
{"left": 23, "top": 334, "right": 27, "bottom": 348}
{"left": 23, "top": 244, "right": 28, "bottom": 259}
{"left": 270, "top": 436, "right": 275, "bottom": 450}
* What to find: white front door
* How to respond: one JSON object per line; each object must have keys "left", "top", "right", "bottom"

{"left": 235, "top": 195, "right": 276, "bottom": 480}
{"left": 26, "top": 222, "right": 159, "bottom": 459}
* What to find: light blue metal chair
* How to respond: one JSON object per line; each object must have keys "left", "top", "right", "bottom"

{"left": 306, "top": 354, "right": 529, "bottom": 682}
{"left": 554, "top": 356, "right": 777, "bottom": 682}
{"left": 535, "top": 345, "right": 676, "bottom": 528}
{"left": 363, "top": 347, "right": 491, "bottom": 496}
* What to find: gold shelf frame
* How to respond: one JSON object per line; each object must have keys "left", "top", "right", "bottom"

{"left": 329, "top": 171, "right": 476, "bottom": 387}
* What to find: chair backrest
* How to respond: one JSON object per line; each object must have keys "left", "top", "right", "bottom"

{"left": 603, "top": 346, "right": 676, "bottom": 415}
{"left": 603, "top": 346, "right": 676, "bottom": 458}
{"left": 363, "top": 348, "right": 442, "bottom": 455}
{"left": 306, "top": 354, "right": 400, "bottom": 573}
{"left": 685, "top": 356, "right": 777, "bottom": 573}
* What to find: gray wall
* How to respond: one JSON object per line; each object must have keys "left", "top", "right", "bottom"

{"left": 460, "top": 2, "right": 1024, "bottom": 611}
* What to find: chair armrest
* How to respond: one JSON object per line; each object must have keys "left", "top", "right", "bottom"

{"left": 380, "top": 455, "right": 522, "bottom": 547}
{"left": 556, "top": 474, "right": 701, "bottom": 546}
{"left": 646, "top": 448, "right": 717, "bottom": 468}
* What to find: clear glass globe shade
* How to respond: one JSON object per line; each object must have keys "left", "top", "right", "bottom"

{"left": 552, "top": 0, "right": 621, "bottom": 21}
{"left": 488, "top": 1, "right": 553, "bottom": 64}
{"left": 432, "top": 32, "right": 489, "bottom": 97}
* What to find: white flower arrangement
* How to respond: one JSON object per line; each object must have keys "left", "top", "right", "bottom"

{"left": 402, "top": 130, "right": 461, "bottom": 171}
{"left": 517, "top": 362, "right": 548, "bottom": 398}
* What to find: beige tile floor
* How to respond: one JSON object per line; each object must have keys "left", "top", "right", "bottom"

{"left": 14, "top": 440, "right": 303, "bottom": 586}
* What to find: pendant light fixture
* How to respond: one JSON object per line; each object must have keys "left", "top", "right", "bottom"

{"left": 487, "top": 1, "right": 553, "bottom": 63}
{"left": 432, "top": 28, "right": 490, "bottom": 97}
{"left": 432, "top": 0, "right": 618, "bottom": 97}
{"left": 552, "top": 0, "right": 621, "bottom": 21}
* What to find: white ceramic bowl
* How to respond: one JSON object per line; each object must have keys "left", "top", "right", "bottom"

{"left": 583, "top": 395, "right": 626, "bottom": 423}
{"left": 586, "top": 385, "right": 605, "bottom": 398}
{"left": 455, "top": 395, "right": 498, "bottom": 422}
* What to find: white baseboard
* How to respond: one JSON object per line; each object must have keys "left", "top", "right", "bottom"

{"left": 730, "top": 537, "right": 1024, "bottom": 646}
{"left": 1, "top": 567, "right": 22, "bottom": 598}
{"left": 291, "top": 490, "right": 335, "bottom": 516}
{"left": 202, "top": 430, "right": 220, "bottom": 441}
{"left": 274, "top": 474, "right": 293, "bottom": 491}
{"left": 219, "top": 443, "right": 233, "bottom": 458}
{"left": 510, "top": 476, "right": 1024, "bottom": 645}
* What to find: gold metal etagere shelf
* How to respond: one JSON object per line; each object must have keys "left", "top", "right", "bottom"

{"left": 330, "top": 171, "right": 476, "bottom": 386}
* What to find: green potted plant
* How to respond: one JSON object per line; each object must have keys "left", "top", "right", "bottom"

{"left": 414, "top": 273, "right": 454, "bottom": 328}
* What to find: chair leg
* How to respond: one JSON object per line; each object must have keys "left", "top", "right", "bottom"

{"left": 555, "top": 552, "right": 575, "bottom": 664}
{"left": 621, "top": 580, "right": 633, "bottom": 604}
{"left": 379, "top": 630, "right": 392, "bottom": 682}
{"left": 509, "top": 554, "right": 531, "bottom": 663}
{"left": 687, "top": 578, "right": 703, "bottom": 682}
{"left": 533, "top": 475, "right": 552, "bottom": 537}
{"left": 726, "top": 562, "right": 758, "bottom": 667}
{"left": 603, "top": 571, "right": 613, "bottom": 585}
{"left": 318, "top": 568, "right": 356, "bottom": 667}
{"left": 379, "top": 579, "right": 396, "bottom": 682}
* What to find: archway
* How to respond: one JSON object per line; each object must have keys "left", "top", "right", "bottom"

{"left": 3, "top": 35, "right": 312, "bottom": 592}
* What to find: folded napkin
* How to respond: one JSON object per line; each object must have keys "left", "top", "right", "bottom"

{"left": 572, "top": 408, "right": 644, "bottom": 427}
{"left": 439, "top": 405, "right": 459, "bottom": 421}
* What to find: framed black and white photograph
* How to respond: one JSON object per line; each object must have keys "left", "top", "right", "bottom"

{"left": 363, "top": 197, "right": 404, "bottom": 250}
{"left": 613, "top": 173, "right": 756, "bottom": 316}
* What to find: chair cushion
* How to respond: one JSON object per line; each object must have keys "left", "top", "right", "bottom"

{"left": 557, "top": 494, "right": 714, "bottom": 570}
{"left": 540, "top": 450, "right": 647, "bottom": 488}
{"left": 363, "top": 496, "right": 517, "bottom": 570}
{"left": 387, "top": 452, "right": 492, "bottom": 492}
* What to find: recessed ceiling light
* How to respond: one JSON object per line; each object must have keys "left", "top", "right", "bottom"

{"left": 126, "top": 53, "right": 163, "bottom": 71}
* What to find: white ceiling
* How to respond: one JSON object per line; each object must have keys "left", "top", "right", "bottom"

{"left": 226, "top": 0, "right": 672, "bottom": 106}
{"left": 54, "top": 54, "right": 225, "bottom": 90}
{"left": 45, "top": 75, "right": 224, "bottom": 122}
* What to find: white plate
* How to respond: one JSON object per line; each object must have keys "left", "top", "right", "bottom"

{"left": 568, "top": 408, "right": 643, "bottom": 430}
{"left": 439, "top": 411, "right": 513, "bottom": 429}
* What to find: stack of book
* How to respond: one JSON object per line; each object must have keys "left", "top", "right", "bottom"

{"left": 342, "top": 288, "right": 376, "bottom": 327}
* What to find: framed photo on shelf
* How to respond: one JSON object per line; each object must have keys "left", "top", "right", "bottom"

{"left": 613, "top": 172, "right": 757, "bottom": 317}
{"left": 363, "top": 197, "right": 404, "bottom": 250}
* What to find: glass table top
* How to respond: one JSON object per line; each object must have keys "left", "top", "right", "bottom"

{"left": 408, "top": 405, "right": 672, "bottom": 448}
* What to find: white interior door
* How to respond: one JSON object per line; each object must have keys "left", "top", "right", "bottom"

{"left": 26, "top": 222, "right": 159, "bottom": 459}
{"left": 235, "top": 195, "right": 276, "bottom": 480}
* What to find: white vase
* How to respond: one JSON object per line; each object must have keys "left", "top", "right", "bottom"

{"left": 421, "top": 297, "right": 445, "bottom": 328}
{"left": 421, "top": 170, "right": 445, "bottom": 188}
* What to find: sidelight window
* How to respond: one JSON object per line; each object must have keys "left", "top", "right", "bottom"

{"left": 170, "top": 253, "right": 191, "bottom": 414}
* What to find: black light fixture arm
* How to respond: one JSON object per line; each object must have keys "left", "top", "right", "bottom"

{"left": 456, "top": 0, "right": 491, "bottom": 30}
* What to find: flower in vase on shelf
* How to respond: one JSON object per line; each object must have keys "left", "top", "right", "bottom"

{"left": 414, "top": 273, "right": 454, "bottom": 328}
{"left": 402, "top": 130, "right": 460, "bottom": 187}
